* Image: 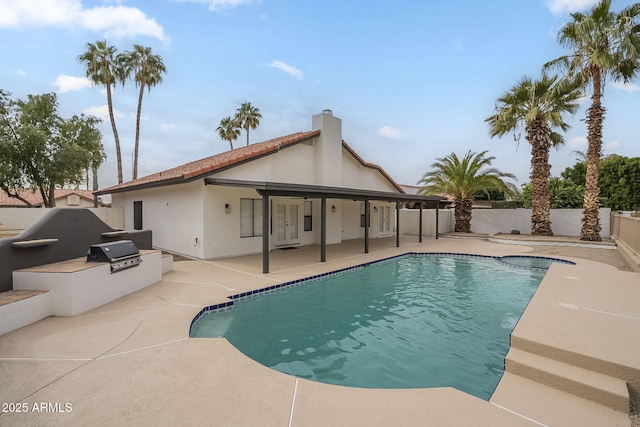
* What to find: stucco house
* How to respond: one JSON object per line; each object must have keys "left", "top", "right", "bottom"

{"left": 96, "top": 111, "right": 443, "bottom": 272}
{"left": 0, "top": 189, "right": 103, "bottom": 208}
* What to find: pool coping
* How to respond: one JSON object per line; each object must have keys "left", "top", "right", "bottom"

{"left": 1, "top": 237, "right": 637, "bottom": 426}
{"left": 189, "top": 252, "right": 576, "bottom": 334}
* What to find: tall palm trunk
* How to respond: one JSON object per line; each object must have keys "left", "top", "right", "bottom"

{"left": 133, "top": 82, "right": 145, "bottom": 180}
{"left": 581, "top": 67, "right": 604, "bottom": 241}
{"left": 245, "top": 126, "right": 249, "bottom": 146}
{"left": 454, "top": 199, "right": 472, "bottom": 232}
{"left": 106, "top": 85, "right": 123, "bottom": 184}
{"left": 527, "top": 119, "right": 553, "bottom": 235}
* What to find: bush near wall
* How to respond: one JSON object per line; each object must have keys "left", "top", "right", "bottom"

{"left": 484, "top": 200, "right": 523, "bottom": 209}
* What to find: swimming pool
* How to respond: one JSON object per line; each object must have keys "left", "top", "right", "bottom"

{"left": 190, "top": 253, "right": 573, "bottom": 400}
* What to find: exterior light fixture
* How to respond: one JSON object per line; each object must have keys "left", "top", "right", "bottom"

{"left": 225, "top": 203, "right": 231, "bottom": 213}
{"left": 331, "top": 205, "right": 336, "bottom": 213}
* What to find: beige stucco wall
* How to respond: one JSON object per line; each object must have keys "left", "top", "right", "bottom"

{"left": 54, "top": 196, "right": 95, "bottom": 208}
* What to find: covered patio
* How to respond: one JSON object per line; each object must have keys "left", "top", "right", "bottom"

{"left": 204, "top": 177, "right": 446, "bottom": 273}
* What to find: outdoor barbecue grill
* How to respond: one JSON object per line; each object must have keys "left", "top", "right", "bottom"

{"left": 86, "top": 240, "right": 142, "bottom": 273}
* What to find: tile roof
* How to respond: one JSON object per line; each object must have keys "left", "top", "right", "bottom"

{"left": 0, "top": 189, "right": 98, "bottom": 207}
{"left": 96, "top": 131, "right": 321, "bottom": 195}
{"left": 96, "top": 129, "right": 404, "bottom": 195}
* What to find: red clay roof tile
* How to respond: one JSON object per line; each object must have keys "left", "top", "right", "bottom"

{"left": 96, "top": 130, "right": 320, "bottom": 195}
{"left": 96, "top": 128, "right": 404, "bottom": 195}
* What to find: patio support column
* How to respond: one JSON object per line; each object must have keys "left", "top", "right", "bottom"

{"left": 396, "top": 202, "right": 400, "bottom": 247}
{"left": 321, "top": 197, "right": 327, "bottom": 262}
{"left": 364, "top": 200, "right": 370, "bottom": 254}
{"left": 419, "top": 202, "right": 423, "bottom": 243}
{"left": 262, "top": 193, "right": 270, "bottom": 273}
{"left": 435, "top": 201, "right": 439, "bottom": 239}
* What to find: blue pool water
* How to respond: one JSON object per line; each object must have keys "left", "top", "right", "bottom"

{"left": 191, "top": 254, "right": 567, "bottom": 399}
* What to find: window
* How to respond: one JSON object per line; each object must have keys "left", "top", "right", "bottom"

{"left": 240, "top": 198, "right": 263, "bottom": 237}
{"left": 379, "top": 205, "right": 390, "bottom": 233}
{"left": 360, "top": 202, "right": 370, "bottom": 227}
{"left": 303, "top": 201, "right": 312, "bottom": 232}
{"left": 133, "top": 201, "right": 143, "bottom": 230}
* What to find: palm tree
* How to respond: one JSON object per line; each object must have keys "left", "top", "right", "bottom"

{"left": 120, "top": 45, "right": 167, "bottom": 180}
{"left": 217, "top": 116, "right": 240, "bottom": 150}
{"left": 78, "top": 40, "right": 126, "bottom": 184}
{"left": 486, "top": 74, "right": 581, "bottom": 235}
{"left": 234, "top": 102, "right": 262, "bottom": 146}
{"left": 418, "top": 150, "right": 516, "bottom": 233}
{"left": 545, "top": 0, "right": 640, "bottom": 241}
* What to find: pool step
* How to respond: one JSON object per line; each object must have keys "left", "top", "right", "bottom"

{"left": 491, "top": 372, "right": 631, "bottom": 427}
{"left": 504, "top": 347, "right": 629, "bottom": 413}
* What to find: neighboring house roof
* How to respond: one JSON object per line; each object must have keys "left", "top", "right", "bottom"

{"left": 0, "top": 189, "right": 99, "bottom": 207}
{"left": 96, "top": 130, "right": 404, "bottom": 195}
{"left": 400, "top": 184, "right": 420, "bottom": 195}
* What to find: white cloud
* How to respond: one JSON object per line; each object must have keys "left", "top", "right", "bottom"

{"left": 266, "top": 60, "right": 304, "bottom": 80}
{"left": 52, "top": 74, "right": 92, "bottom": 93}
{"left": 545, "top": 0, "right": 597, "bottom": 16}
{"left": 567, "top": 136, "right": 587, "bottom": 148}
{"left": 176, "top": 0, "right": 260, "bottom": 12}
{"left": 605, "top": 140, "right": 620, "bottom": 150}
{"left": 13, "top": 68, "right": 26, "bottom": 76}
{"left": 83, "top": 105, "right": 123, "bottom": 121}
{"left": 0, "top": 0, "right": 165, "bottom": 40}
{"left": 611, "top": 80, "right": 640, "bottom": 92}
{"left": 378, "top": 126, "right": 409, "bottom": 139}
{"left": 161, "top": 123, "right": 175, "bottom": 131}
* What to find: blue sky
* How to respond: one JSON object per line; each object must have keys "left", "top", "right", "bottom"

{"left": 1, "top": 0, "right": 639, "bottom": 190}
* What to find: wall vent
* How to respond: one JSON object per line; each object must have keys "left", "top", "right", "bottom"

{"left": 67, "top": 195, "right": 80, "bottom": 206}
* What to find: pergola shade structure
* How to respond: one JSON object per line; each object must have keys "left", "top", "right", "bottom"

{"left": 204, "top": 178, "right": 446, "bottom": 273}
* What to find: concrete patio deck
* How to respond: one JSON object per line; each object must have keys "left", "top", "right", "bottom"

{"left": 0, "top": 236, "right": 638, "bottom": 426}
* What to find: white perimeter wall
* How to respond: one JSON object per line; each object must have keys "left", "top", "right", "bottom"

{"left": 399, "top": 209, "right": 452, "bottom": 236}
{"left": 400, "top": 208, "right": 611, "bottom": 238}
{"left": 469, "top": 208, "right": 611, "bottom": 237}
{"left": 0, "top": 207, "right": 124, "bottom": 230}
